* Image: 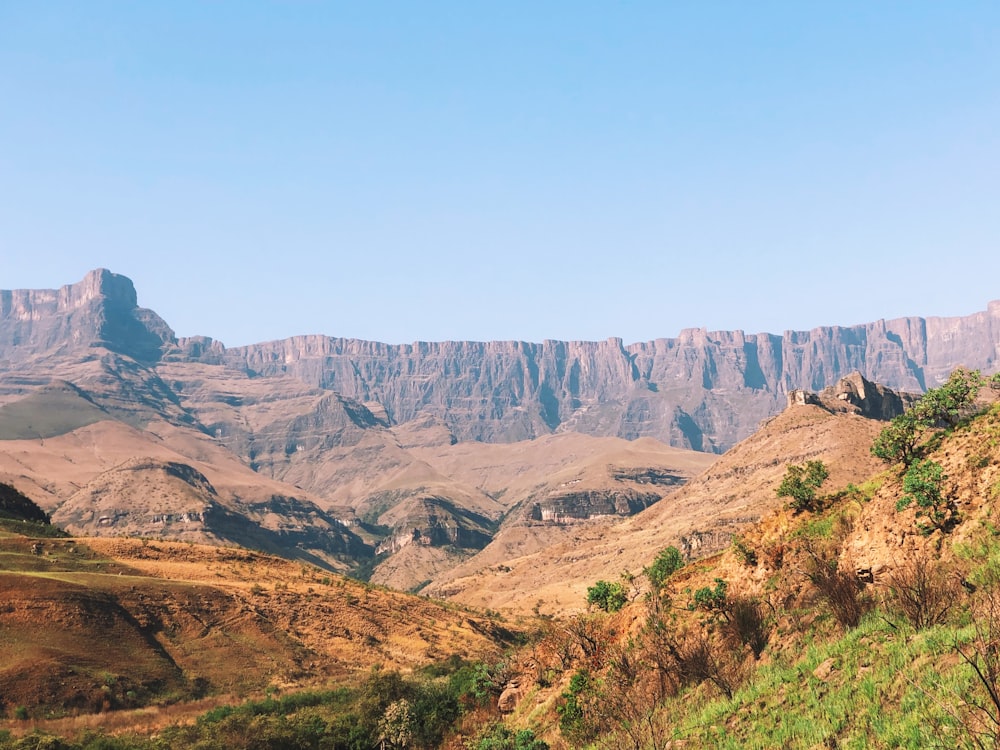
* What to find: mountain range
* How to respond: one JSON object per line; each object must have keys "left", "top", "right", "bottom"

{"left": 0, "top": 269, "right": 996, "bottom": 592}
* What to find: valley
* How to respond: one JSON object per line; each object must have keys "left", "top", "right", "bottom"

{"left": 0, "top": 270, "right": 999, "bottom": 747}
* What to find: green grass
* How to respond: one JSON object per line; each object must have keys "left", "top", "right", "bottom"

{"left": 0, "top": 388, "right": 110, "bottom": 440}
{"left": 0, "top": 518, "right": 66, "bottom": 538}
{"left": 665, "top": 613, "right": 978, "bottom": 749}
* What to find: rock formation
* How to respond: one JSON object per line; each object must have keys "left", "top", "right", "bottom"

{"left": 3, "top": 270, "right": 996, "bottom": 454}
{"left": 202, "top": 305, "right": 999, "bottom": 453}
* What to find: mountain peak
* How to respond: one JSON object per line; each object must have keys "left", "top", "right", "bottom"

{"left": 0, "top": 269, "right": 175, "bottom": 364}
{"left": 79, "top": 268, "right": 138, "bottom": 308}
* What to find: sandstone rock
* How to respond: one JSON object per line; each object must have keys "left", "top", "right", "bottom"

{"left": 204, "top": 301, "right": 999, "bottom": 453}
{"left": 813, "top": 657, "right": 837, "bottom": 682}
{"left": 497, "top": 680, "right": 524, "bottom": 713}
{"left": 0, "top": 269, "right": 175, "bottom": 365}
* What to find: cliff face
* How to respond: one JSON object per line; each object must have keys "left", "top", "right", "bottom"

{"left": 0, "top": 269, "right": 175, "bottom": 365}
{"left": 204, "top": 302, "right": 998, "bottom": 452}
{"left": 2, "top": 271, "right": 998, "bottom": 454}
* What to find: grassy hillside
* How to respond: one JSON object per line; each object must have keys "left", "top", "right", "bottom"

{"left": 485, "top": 373, "right": 1000, "bottom": 749}
{"left": 2, "top": 372, "right": 998, "bottom": 749}
{"left": 0, "top": 530, "right": 522, "bottom": 748}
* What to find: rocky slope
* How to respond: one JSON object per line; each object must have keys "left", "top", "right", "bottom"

{"left": 0, "top": 532, "right": 515, "bottom": 724}
{"left": 423, "top": 373, "right": 902, "bottom": 614}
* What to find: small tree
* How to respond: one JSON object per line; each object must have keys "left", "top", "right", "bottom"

{"left": 587, "top": 580, "right": 627, "bottom": 613}
{"left": 871, "top": 412, "right": 922, "bottom": 466}
{"left": 872, "top": 368, "right": 984, "bottom": 466}
{"left": 896, "top": 459, "right": 956, "bottom": 533}
{"left": 777, "top": 460, "right": 829, "bottom": 513}
{"left": 913, "top": 367, "right": 982, "bottom": 428}
{"left": 644, "top": 546, "right": 684, "bottom": 590}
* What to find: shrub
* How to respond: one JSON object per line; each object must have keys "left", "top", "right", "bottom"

{"left": 802, "top": 542, "right": 871, "bottom": 629}
{"left": 472, "top": 723, "right": 550, "bottom": 750}
{"left": 558, "top": 669, "right": 599, "bottom": 743}
{"left": 731, "top": 535, "right": 758, "bottom": 567}
{"left": 377, "top": 699, "right": 414, "bottom": 749}
{"left": 885, "top": 556, "right": 959, "bottom": 630}
{"left": 644, "top": 546, "right": 684, "bottom": 590}
{"left": 587, "top": 580, "right": 628, "bottom": 613}
{"left": 896, "top": 459, "right": 957, "bottom": 533}
{"left": 693, "top": 578, "right": 728, "bottom": 614}
{"left": 777, "top": 460, "right": 829, "bottom": 513}
{"left": 952, "top": 584, "right": 1000, "bottom": 748}
{"left": 872, "top": 412, "right": 922, "bottom": 465}
{"left": 672, "top": 627, "right": 741, "bottom": 699}
{"left": 724, "top": 595, "right": 770, "bottom": 658}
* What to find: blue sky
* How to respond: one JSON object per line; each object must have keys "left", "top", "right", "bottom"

{"left": 1, "top": 3, "right": 998, "bottom": 346}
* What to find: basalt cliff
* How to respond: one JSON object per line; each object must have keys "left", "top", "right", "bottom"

{"left": 2, "top": 270, "right": 997, "bottom": 453}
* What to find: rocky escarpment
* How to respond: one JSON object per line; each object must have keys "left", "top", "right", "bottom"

{"left": 528, "top": 488, "right": 662, "bottom": 523}
{"left": 195, "top": 301, "right": 999, "bottom": 452}
{"left": 51, "top": 458, "right": 369, "bottom": 564}
{"left": 526, "top": 466, "right": 686, "bottom": 523}
{"left": 2, "top": 272, "right": 998, "bottom": 455}
{"left": 0, "top": 269, "right": 175, "bottom": 365}
{"left": 373, "top": 496, "right": 495, "bottom": 555}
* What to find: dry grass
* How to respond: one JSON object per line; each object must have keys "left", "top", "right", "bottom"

{"left": 0, "top": 534, "right": 518, "bottom": 724}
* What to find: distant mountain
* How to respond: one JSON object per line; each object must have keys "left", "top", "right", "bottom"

{"left": 0, "top": 269, "right": 994, "bottom": 585}
{"left": 3, "top": 270, "right": 996, "bottom": 452}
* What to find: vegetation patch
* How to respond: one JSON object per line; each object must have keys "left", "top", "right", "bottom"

{"left": 0, "top": 388, "right": 109, "bottom": 441}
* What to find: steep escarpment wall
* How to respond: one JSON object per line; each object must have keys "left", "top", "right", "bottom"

{"left": 209, "top": 301, "right": 999, "bottom": 452}
{"left": 2, "top": 271, "right": 997, "bottom": 453}
{"left": 0, "top": 269, "right": 175, "bottom": 364}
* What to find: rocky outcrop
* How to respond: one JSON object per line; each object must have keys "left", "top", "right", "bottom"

{"left": 817, "top": 371, "right": 918, "bottom": 419}
{"left": 788, "top": 372, "right": 917, "bottom": 421}
{"left": 0, "top": 269, "right": 175, "bottom": 365}
{"left": 529, "top": 488, "right": 662, "bottom": 523}
{"left": 373, "top": 496, "right": 495, "bottom": 555}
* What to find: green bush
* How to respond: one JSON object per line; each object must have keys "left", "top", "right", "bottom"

{"left": 897, "top": 459, "right": 956, "bottom": 533}
{"left": 644, "top": 546, "right": 684, "bottom": 589}
{"left": 558, "top": 669, "right": 598, "bottom": 743}
{"left": 693, "top": 578, "right": 728, "bottom": 614}
{"left": 472, "top": 723, "right": 549, "bottom": 750}
{"left": 586, "top": 580, "right": 627, "bottom": 612}
{"left": 731, "top": 535, "right": 758, "bottom": 567}
{"left": 587, "top": 581, "right": 628, "bottom": 612}
{"left": 777, "top": 460, "right": 829, "bottom": 513}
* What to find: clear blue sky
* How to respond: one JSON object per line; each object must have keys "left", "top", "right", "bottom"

{"left": 1, "top": 3, "right": 998, "bottom": 346}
